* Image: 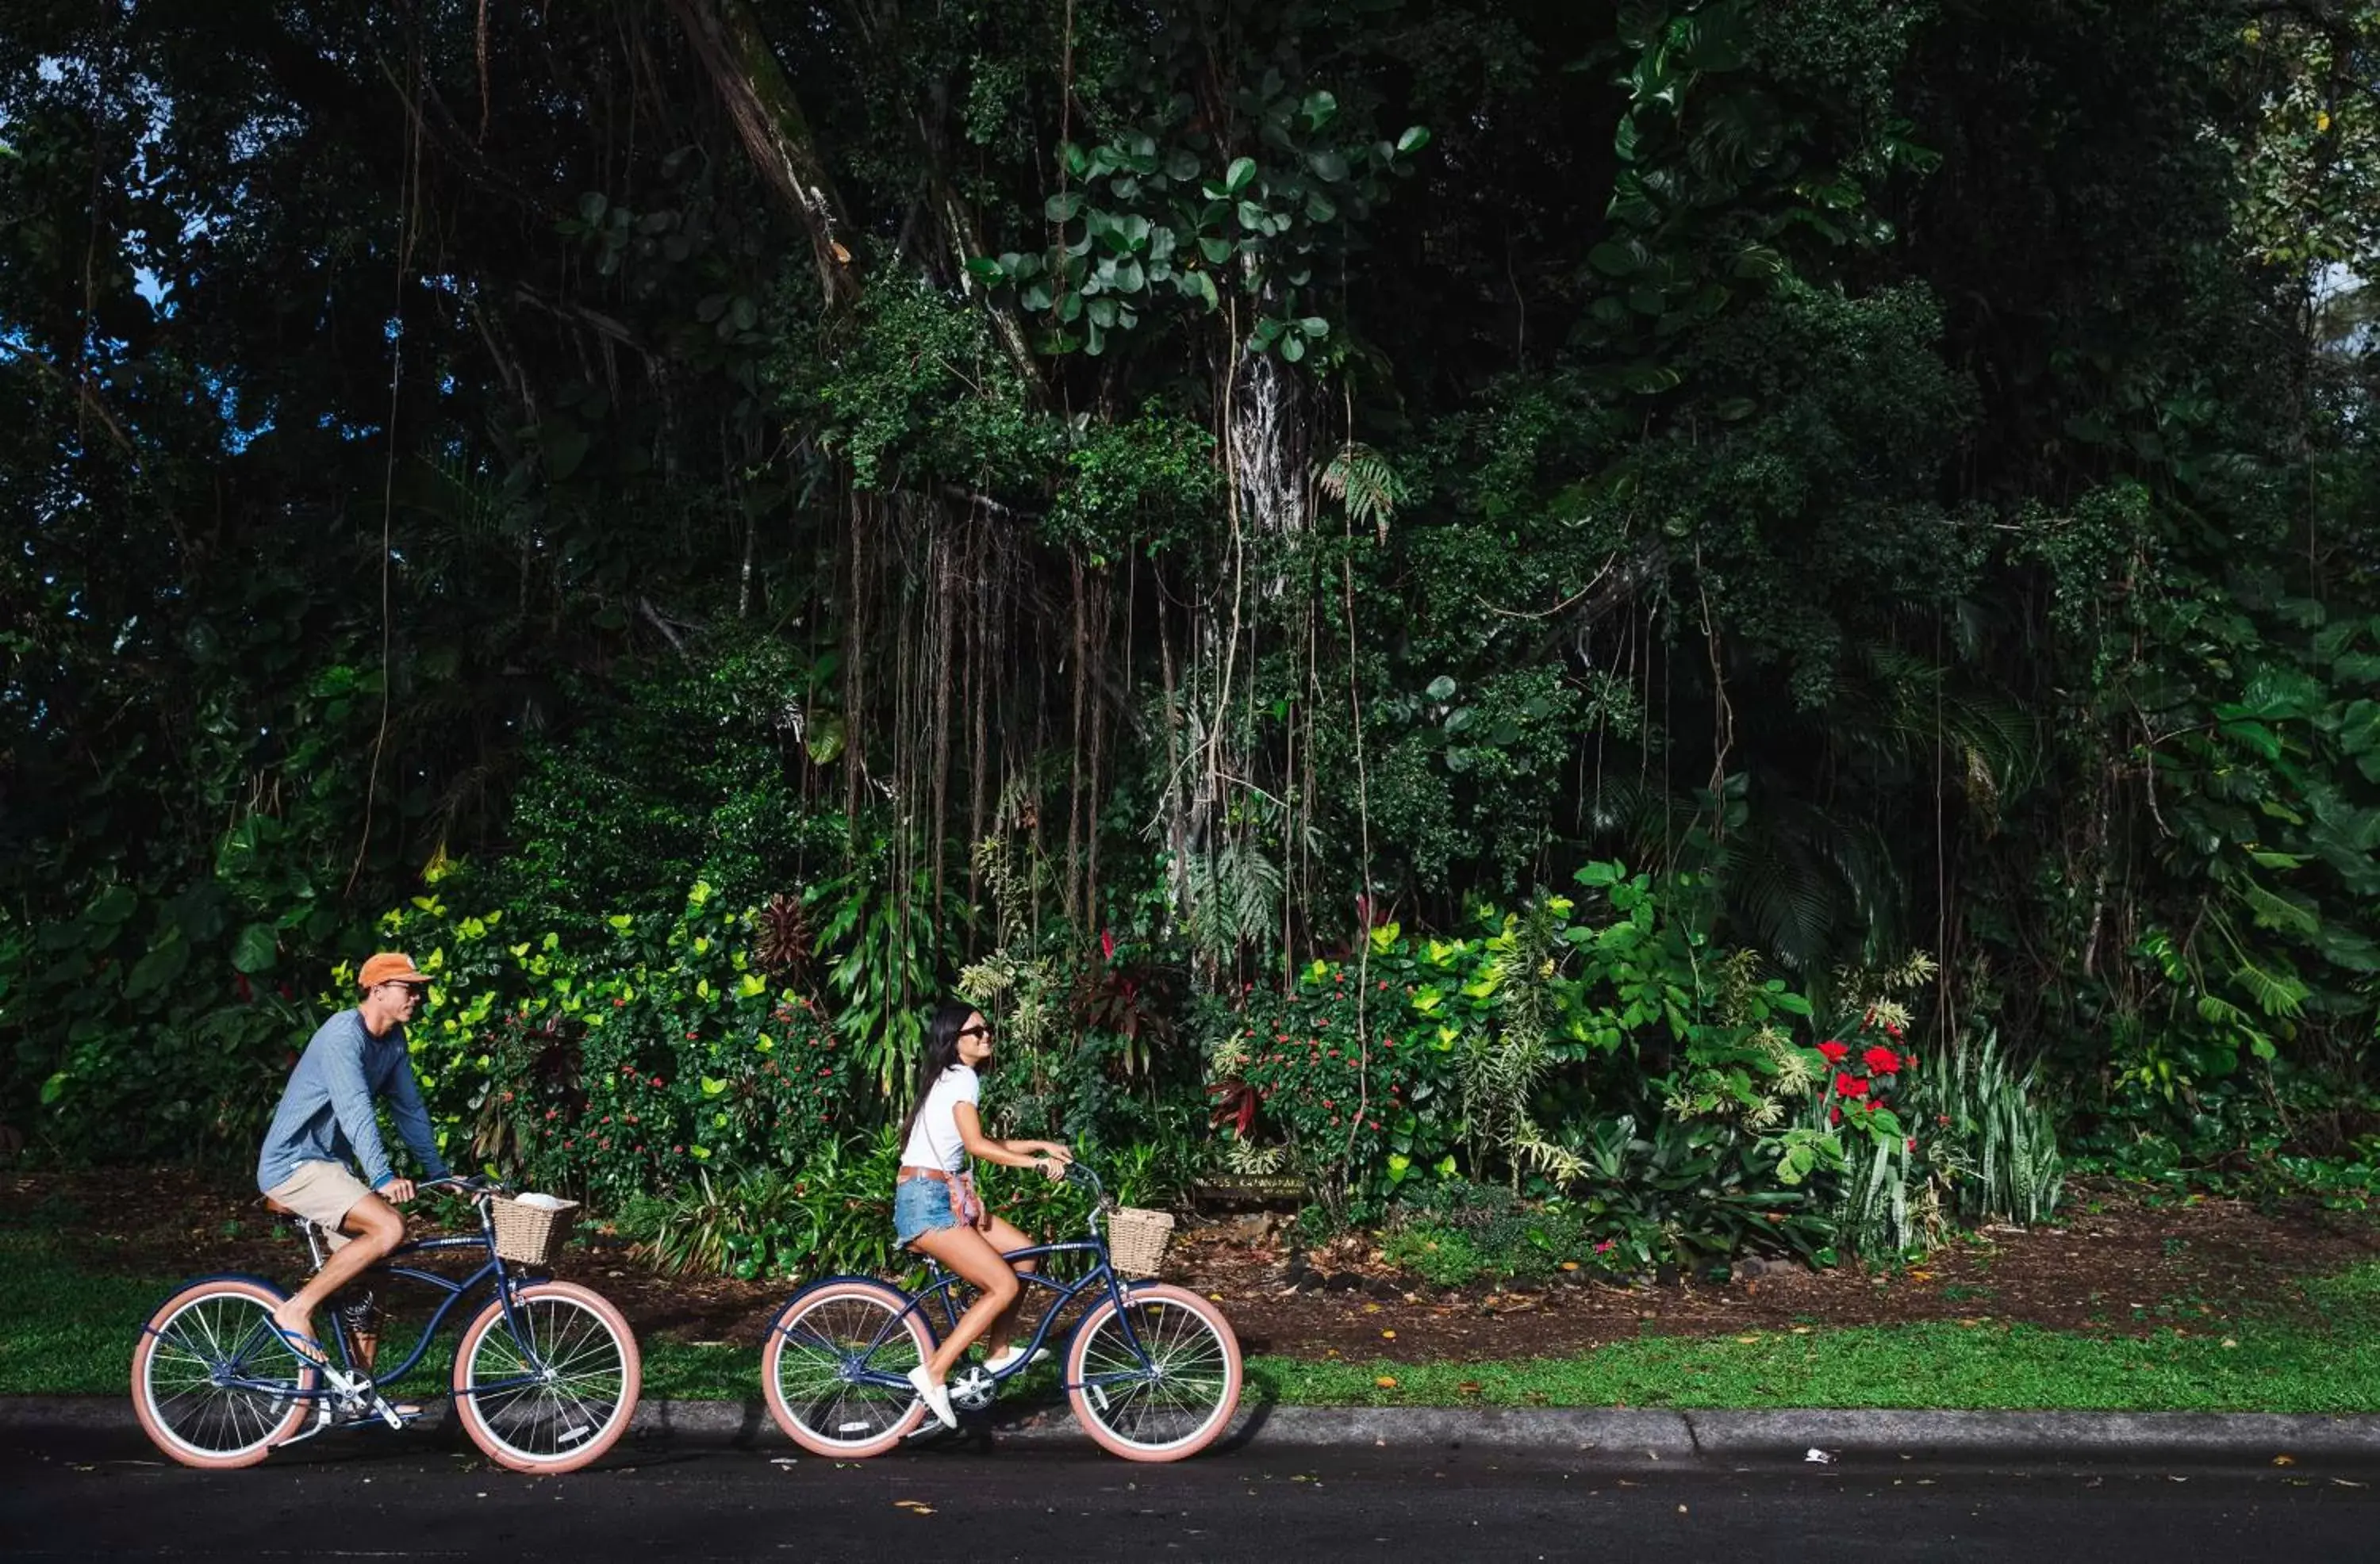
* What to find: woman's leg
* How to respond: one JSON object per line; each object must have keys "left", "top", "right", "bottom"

{"left": 906, "top": 1222, "right": 1019, "bottom": 1382}
{"left": 975, "top": 1214, "right": 1040, "bottom": 1359}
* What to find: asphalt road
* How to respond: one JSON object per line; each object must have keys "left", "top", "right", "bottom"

{"left": 5, "top": 1422, "right": 2377, "bottom": 1561}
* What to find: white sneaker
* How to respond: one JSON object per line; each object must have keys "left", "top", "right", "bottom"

{"left": 983, "top": 1344, "right": 1051, "bottom": 1374}
{"left": 907, "top": 1364, "right": 957, "bottom": 1429}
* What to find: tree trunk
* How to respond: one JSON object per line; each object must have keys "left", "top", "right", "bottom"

{"left": 668, "top": 0, "right": 860, "bottom": 311}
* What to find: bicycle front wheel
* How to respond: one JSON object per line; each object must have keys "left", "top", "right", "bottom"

{"left": 1065, "top": 1282, "right": 1242, "bottom": 1462}
{"left": 451, "top": 1280, "right": 641, "bottom": 1474}
{"left": 761, "top": 1279, "right": 934, "bottom": 1458}
{"left": 130, "top": 1278, "right": 318, "bottom": 1469}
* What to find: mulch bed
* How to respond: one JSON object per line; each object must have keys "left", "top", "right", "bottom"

{"left": 10, "top": 1169, "right": 2378, "bottom": 1364}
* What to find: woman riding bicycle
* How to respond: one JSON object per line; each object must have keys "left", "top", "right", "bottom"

{"left": 893, "top": 1000, "right": 1070, "bottom": 1429}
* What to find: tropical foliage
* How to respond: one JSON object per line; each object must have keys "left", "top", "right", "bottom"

{"left": 6, "top": 0, "right": 2379, "bottom": 1271}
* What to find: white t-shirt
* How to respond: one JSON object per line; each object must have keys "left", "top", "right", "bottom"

{"left": 900, "top": 1064, "right": 981, "bottom": 1174}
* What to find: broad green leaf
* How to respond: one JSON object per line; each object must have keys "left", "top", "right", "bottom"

{"left": 231, "top": 922, "right": 279, "bottom": 975}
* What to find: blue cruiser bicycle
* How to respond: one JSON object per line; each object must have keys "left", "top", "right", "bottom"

{"left": 129, "top": 1175, "right": 641, "bottom": 1474}
{"left": 760, "top": 1164, "right": 1242, "bottom": 1463}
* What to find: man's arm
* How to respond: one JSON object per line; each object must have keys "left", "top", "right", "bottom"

{"left": 319, "top": 1019, "right": 400, "bottom": 1190}
{"left": 384, "top": 1047, "right": 451, "bottom": 1182}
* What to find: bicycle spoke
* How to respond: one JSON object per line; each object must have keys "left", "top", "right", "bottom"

{"left": 139, "top": 1288, "right": 310, "bottom": 1462}
{"left": 466, "top": 1295, "right": 628, "bottom": 1462}
{"left": 770, "top": 1290, "right": 923, "bottom": 1449}
{"left": 1077, "top": 1299, "right": 1231, "bottom": 1451}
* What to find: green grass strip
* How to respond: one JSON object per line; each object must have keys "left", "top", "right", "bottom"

{"left": 17, "top": 1219, "right": 2380, "bottom": 1414}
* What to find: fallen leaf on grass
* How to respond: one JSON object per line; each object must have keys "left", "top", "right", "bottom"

{"left": 1376, "top": 1376, "right": 1399, "bottom": 1389}
{"left": 1457, "top": 1381, "right": 1484, "bottom": 1396}
{"left": 2273, "top": 1455, "right": 2297, "bottom": 1467}
{"left": 2221, "top": 1338, "right": 2239, "bottom": 1349}
{"left": 1560, "top": 1262, "right": 1579, "bottom": 1271}
{"left": 1382, "top": 1329, "right": 1396, "bottom": 1340}
{"left": 1735, "top": 1335, "right": 1761, "bottom": 1345}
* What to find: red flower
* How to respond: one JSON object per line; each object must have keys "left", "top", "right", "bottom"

{"left": 1829, "top": 1106, "right": 1844, "bottom": 1124}
{"left": 1863, "top": 1045, "right": 1901, "bottom": 1075}
{"left": 1817, "top": 1040, "right": 1849, "bottom": 1063}
{"left": 1864, "top": 1099, "right": 1880, "bottom": 1114}
{"left": 1906, "top": 1137, "right": 1917, "bottom": 1152}
{"left": 1836, "top": 1073, "right": 1869, "bottom": 1098}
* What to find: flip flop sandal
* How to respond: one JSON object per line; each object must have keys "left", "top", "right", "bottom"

{"left": 267, "top": 1322, "right": 335, "bottom": 1370}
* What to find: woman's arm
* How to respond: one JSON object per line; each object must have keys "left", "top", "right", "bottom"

{"left": 951, "top": 1104, "right": 1068, "bottom": 1176}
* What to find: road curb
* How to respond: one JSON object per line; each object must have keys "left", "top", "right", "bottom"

{"left": 14, "top": 1395, "right": 2380, "bottom": 1463}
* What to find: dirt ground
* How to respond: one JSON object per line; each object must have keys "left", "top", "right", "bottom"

{"left": 10, "top": 1169, "right": 2378, "bottom": 1363}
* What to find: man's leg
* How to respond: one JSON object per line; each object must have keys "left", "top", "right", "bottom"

{"left": 271, "top": 1195, "right": 405, "bottom": 1355}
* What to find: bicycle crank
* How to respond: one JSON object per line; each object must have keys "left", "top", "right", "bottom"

{"left": 948, "top": 1365, "right": 997, "bottom": 1412}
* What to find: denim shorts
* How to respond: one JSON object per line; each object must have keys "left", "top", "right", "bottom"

{"left": 893, "top": 1175, "right": 959, "bottom": 1248}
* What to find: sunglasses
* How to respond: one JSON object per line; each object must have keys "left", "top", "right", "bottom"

{"left": 957, "top": 1023, "right": 993, "bottom": 1041}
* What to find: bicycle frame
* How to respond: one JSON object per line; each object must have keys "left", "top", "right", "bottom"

{"left": 790, "top": 1236, "right": 1162, "bottom": 1400}
{"left": 203, "top": 1202, "right": 547, "bottom": 1407}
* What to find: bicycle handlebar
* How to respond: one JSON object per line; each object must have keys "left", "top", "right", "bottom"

{"left": 420, "top": 1174, "right": 505, "bottom": 1198}
{"left": 1061, "top": 1160, "right": 1113, "bottom": 1235}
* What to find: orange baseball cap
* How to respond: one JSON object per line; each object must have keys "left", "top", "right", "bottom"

{"left": 357, "top": 952, "right": 432, "bottom": 989}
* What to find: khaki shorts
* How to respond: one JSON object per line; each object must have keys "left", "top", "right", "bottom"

{"left": 265, "top": 1160, "right": 377, "bottom": 1251}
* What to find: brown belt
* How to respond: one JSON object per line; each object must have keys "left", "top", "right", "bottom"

{"left": 898, "top": 1165, "right": 988, "bottom": 1229}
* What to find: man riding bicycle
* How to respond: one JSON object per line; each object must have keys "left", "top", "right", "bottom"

{"left": 255, "top": 952, "right": 451, "bottom": 1361}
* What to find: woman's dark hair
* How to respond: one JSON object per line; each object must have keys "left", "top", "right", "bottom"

{"left": 900, "top": 1000, "right": 981, "bottom": 1146}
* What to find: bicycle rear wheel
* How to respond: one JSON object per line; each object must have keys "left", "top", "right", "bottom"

{"left": 761, "top": 1279, "right": 934, "bottom": 1458}
{"left": 131, "top": 1278, "right": 318, "bottom": 1469}
{"left": 451, "top": 1280, "right": 641, "bottom": 1474}
{"left": 1065, "top": 1282, "right": 1242, "bottom": 1462}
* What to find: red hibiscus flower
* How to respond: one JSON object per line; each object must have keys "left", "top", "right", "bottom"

{"left": 1837, "top": 1073, "right": 1871, "bottom": 1098}
{"left": 1863, "top": 1045, "right": 1902, "bottom": 1075}
{"left": 1817, "top": 1039, "right": 1849, "bottom": 1063}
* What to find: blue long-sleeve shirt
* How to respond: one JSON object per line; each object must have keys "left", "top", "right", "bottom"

{"left": 255, "top": 1009, "right": 450, "bottom": 1193}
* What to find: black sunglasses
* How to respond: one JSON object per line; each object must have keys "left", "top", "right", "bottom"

{"left": 957, "top": 1022, "right": 993, "bottom": 1041}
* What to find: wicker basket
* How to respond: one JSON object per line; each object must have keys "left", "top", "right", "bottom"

{"left": 489, "top": 1194, "right": 581, "bottom": 1267}
{"left": 1106, "top": 1206, "right": 1176, "bottom": 1278}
